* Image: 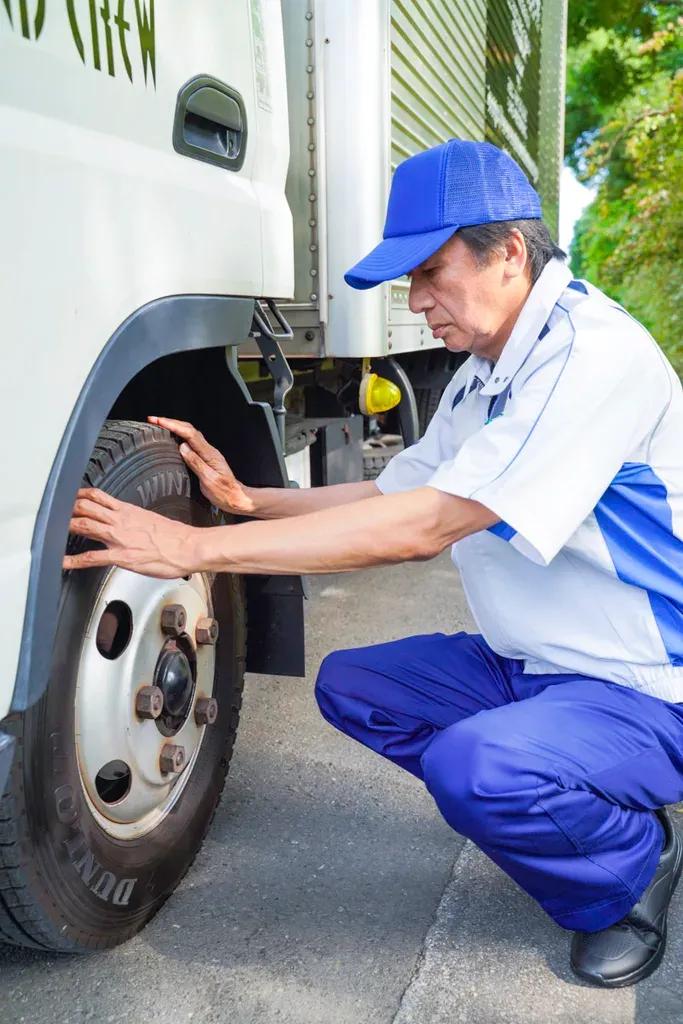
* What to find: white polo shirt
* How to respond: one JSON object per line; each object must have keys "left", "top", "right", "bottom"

{"left": 375, "top": 258, "right": 683, "bottom": 702}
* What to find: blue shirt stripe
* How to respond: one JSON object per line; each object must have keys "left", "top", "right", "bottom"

{"left": 594, "top": 462, "right": 683, "bottom": 664}
{"left": 451, "top": 376, "right": 482, "bottom": 411}
{"left": 488, "top": 520, "right": 516, "bottom": 541}
{"left": 451, "top": 385, "right": 466, "bottom": 410}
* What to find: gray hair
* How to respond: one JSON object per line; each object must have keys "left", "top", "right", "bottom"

{"left": 456, "top": 220, "right": 566, "bottom": 285}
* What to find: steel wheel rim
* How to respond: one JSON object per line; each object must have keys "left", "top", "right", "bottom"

{"left": 74, "top": 568, "right": 217, "bottom": 840}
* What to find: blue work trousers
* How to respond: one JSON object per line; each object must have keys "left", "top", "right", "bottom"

{"left": 314, "top": 631, "right": 683, "bottom": 932}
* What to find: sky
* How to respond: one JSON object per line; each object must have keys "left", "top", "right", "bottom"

{"left": 558, "top": 165, "right": 596, "bottom": 253}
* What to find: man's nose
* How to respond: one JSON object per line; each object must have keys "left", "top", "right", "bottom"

{"left": 408, "top": 274, "right": 433, "bottom": 316}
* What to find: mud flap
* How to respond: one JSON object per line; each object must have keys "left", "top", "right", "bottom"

{"left": 245, "top": 574, "right": 308, "bottom": 676}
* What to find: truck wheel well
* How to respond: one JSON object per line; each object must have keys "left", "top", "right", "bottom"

{"left": 108, "top": 347, "right": 307, "bottom": 680}
{"left": 109, "top": 347, "right": 286, "bottom": 490}
{"left": 13, "top": 294, "right": 302, "bottom": 714}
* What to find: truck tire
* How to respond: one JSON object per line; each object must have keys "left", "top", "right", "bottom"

{"left": 414, "top": 385, "right": 442, "bottom": 437}
{"left": 400, "top": 349, "right": 466, "bottom": 437}
{"left": 362, "top": 433, "right": 404, "bottom": 480}
{"left": 0, "top": 421, "right": 246, "bottom": 952}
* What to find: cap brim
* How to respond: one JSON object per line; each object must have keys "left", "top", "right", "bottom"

{"left": 344, "top": 225, "right": 459, "bottom": 290}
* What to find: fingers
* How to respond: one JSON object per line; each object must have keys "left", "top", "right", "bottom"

{"left": 69, "top": 490, "right": 118, "bottom": 534}
{"left": 147, "top": 416, "right": 205, "bottom": 449}
{"left": 147, "top": 416, "right": 221, "bottom": 465}
{"left": 72, "top": 497, "right": 116, "bottom": 524}
{"left": 148, "top": 415, "right": 196, "bottom": 436}
{"left": 178, "top": 443, "right": 218, "bottom": 481}
{"left": 65, "top": 488, "right": 119, "bottom": 570}
{"left": 75, "top": 487, "right": 120, "bottom": 511}
{"left": 63, "top": 548, "right": 117, "bottom": 571}
{"left": 68, "top": 516, "right": 114, "bottom": 543}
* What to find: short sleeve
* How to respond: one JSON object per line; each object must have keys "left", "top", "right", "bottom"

{"left": 425, "top": 323, "right": 670, "bottom": 566}
{"left": 374, "top": 373, "right": 463, "bottom": 494}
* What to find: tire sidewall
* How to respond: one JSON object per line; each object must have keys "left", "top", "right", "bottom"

{"left": 19, "top": 436, "right": 245, "bottom": 948}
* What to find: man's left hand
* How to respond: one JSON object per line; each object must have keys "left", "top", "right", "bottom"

{"left": 63, "top": 488, "right": 197, "bottom": 578}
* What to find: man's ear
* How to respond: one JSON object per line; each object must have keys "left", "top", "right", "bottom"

{"left": 503, "top": 229, "right": 528, "bottom": 280}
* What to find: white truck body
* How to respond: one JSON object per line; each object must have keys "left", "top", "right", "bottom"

{"left": 269, "top": 0, "right": 566, "bottom": 360}
{"left": 0, "top": 0, "right": 291, "bottom": 717}
{"left": 0, "top": 0, "right": 568, "bottom": 955}
{"left": 0, "top": 0, "right": 566, "bottom": 717}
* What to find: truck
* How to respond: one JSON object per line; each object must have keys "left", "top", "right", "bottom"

{"left": 0, "top": 0, "right": 567, "bottom": 952}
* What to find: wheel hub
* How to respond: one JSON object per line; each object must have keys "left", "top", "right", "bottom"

{"left": 154, "top": 638, "right": 196, "bottom": 724}
{"left": 74, "top": 569, "right": 217, "bottom": 840}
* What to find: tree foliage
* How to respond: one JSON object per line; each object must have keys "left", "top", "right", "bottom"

{"left": 565, "top": 3, "right": 683, "bottom": 371}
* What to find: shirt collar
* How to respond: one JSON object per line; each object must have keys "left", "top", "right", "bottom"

{"left": 465, "top": 353, "right": 492, "bottom": 390}
{"left": 479, "top": 258, "right": 573, "bottom": 396}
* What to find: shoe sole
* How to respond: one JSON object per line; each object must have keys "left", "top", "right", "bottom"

{"left": 571, "top": 822, "right": 683, "bottom": 989}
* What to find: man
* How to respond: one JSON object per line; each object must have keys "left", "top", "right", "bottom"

{"left": 65, "top": 140, "right": 683, "bottom": 988}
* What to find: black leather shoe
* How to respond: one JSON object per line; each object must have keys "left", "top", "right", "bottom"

{"left": 570, "top": 807, "right": 682, "bottom": 988}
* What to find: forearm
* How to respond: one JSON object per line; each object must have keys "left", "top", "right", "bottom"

{"left": 191, "top": 487, "right": 496, "bottom": 576}
{"left": 195, "top": 488, "right": 432, "bottom": 574}
{"left": 63, "top": 483, "right": 499, "bottom": 577}
{"left": 241, "top": 479, "right": 381, "bottom": 519}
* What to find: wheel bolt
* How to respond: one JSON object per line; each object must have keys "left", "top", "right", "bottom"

{"left": 135, "top": 685, "right": 164, "bottom": 720}
{"left": 161, "top": 603, "right": 187, "bottom": 636}
{"left": 195, "top": 617, "right": 219, "bottom": 645}
{"left": 159, "top": 743, "right": 186, "bottom": 774}
{"left": 194, "top": 697, "right": 218, "bottom": 726}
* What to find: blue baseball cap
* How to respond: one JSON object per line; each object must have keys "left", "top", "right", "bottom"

{"left": 344, "top": 139, "right": 542, "bottom": 290}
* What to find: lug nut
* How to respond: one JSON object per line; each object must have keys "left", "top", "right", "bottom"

{"left": 135, "top": 685, "right": 164, "bottom": 720}
{"left": 194, "top": 697, "right": 218, "bottom": 726}
{"left": 195, "top": 617, "right": 219, "bottom": 645}
{"left": 161, "top": 603, "right": 186, "bottom": 636}
{"left": 159, "top": 743, "right": 186, "bottom": 774}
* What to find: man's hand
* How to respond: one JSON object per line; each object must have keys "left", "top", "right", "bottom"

{"left": 148, "top": 416, "right": 255, "bottom": 515}
{"left": 63, "top": 488, "right": 197, "bottom": 578}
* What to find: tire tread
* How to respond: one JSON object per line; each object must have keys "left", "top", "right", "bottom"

{"left": 0, "top": 421, "right": 247, "bottom": 953}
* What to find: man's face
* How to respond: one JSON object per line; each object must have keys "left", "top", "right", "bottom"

{"left": 407, "top": 233, "right": 527, "bottom": 362}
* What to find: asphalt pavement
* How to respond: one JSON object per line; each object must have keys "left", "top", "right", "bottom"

{"left": 2, "top": 551, "right": 682, "bottom": 1023}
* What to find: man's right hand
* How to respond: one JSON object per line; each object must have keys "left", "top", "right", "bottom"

{"left": 147, "top": 416, "right": 256, "bottom": 516}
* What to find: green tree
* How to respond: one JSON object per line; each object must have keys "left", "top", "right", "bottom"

{"left": 565, "top": 4, "right": 683, "bottom": 371}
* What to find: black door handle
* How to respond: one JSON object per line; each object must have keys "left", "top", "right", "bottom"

{"left": 173, "top": 76, "right": 247, "bottom": 171}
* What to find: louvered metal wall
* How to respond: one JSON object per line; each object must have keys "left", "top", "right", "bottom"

{"left": 485, "top": 0, "right": 542, "bottom": 183}
{"left": 390, "top": 0, "right": 565, "bottom": 236}
{"left": 391, "top": 0, "right": 486, "bottom": 171}
{"left": 277, "top": 0, "right": 567, "bottom": 356}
